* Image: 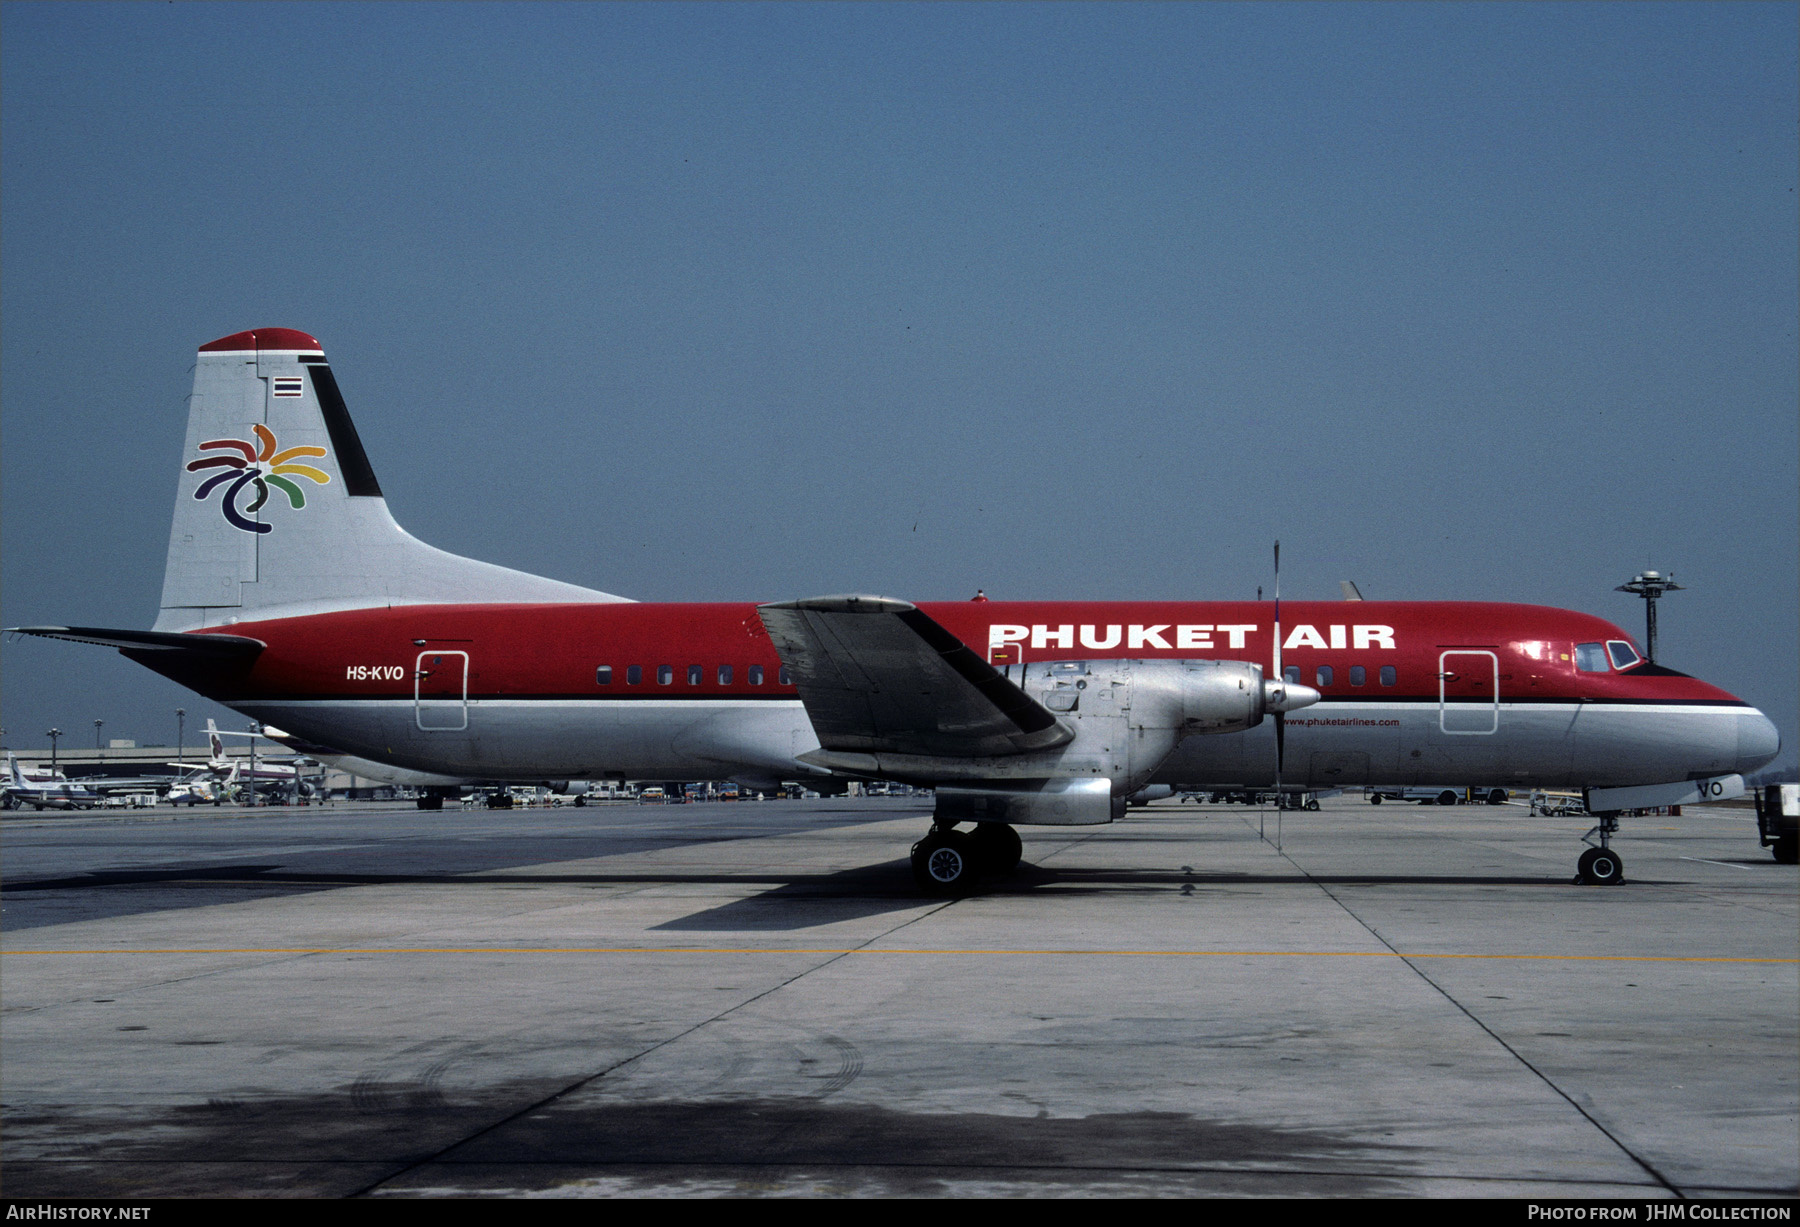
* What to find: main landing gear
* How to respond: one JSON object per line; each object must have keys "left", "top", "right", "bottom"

{"left": 1575, "top": 811, "right": 1625, "bottom": 885}
{"left": 910, "top": 822, "right": 1023, "bottom": 896}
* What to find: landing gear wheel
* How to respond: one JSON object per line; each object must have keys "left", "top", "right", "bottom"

{"left": 968, "top": 823, "right": 1023, "bottom": 874}
{"left": 416, "top": 795, "right": 444, "bottom": 811}
{"left": 1577, "top": 846, "right": 1624, "bottom": 885}
{"left": 911, "top": 828, "right": 981, "bottom": 896}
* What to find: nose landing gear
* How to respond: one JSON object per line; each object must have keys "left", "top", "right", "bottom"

{"left": 1575, "top": 812, "right": 1625, "bottom": 885}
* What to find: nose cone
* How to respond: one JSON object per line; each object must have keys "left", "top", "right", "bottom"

{"left": 1737, "top": 710, "right": 1781, "bottom": 774}
{"left": 1263, "top": 679, "right": 1321, "bottom": 714}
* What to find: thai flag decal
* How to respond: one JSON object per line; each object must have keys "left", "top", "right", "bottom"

{"left": 272, "top": 376, "right": 305, "bottom": 397}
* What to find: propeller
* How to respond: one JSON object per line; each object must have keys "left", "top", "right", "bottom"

{"left": 1252, "top": 542, "right": 1321, "bottom": 845}
{"left": 1273, "top": 541, "right": 1284, "bottom": 847}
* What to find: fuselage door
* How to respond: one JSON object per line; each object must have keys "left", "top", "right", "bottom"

{"left": 1438, "top": 649, "right": 1498, "bottom": 735}
{"left": 415, "top": 650, "right": 470, "bottom": 731}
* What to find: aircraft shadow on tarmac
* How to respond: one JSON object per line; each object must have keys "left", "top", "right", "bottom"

{"left": 4, "top": 860, "right": 1608, "bottom": 935}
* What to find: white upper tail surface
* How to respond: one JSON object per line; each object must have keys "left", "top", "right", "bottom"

{"left": 155, "top": 328, "right": 628, "bottom": 632}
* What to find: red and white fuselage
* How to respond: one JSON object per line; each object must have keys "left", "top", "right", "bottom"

{"left": 142, "top": 598, "right": 1775, "bottom": 793}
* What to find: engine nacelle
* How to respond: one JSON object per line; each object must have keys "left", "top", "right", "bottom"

{"left": 1123, "top": 659, "right": 1273, "bottom": 735}
{"left": 802, "top": 658, "right": 1320, "bottom": 824}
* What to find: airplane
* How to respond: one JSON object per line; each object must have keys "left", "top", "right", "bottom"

{"left": 4, "top": 754, "right": 102, "bottom": 810}
{"left": 190, "top": 719, "right": 318, "bottom": 791}
{"left": 2, "top": 753, "right": 177, "bottom": 809}
{"left": 8, "top": 328, "right": 1781, "bottom": 892}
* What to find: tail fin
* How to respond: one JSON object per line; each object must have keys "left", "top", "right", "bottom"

{"left": 155, "top": 329, "right": 627, "bottom": 631}
{"left": 7, "top": 754, "right": 22, "bottom": 788}
{"left": 207, "top": 721, "right": 225, "bottom": 764}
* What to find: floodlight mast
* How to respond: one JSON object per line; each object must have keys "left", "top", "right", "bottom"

{"left": 1615, "top": 570, "right": 1685, "bottom": 663}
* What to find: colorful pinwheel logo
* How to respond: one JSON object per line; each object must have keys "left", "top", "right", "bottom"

{"left": 186, "top": 425, "right": 330, "bottom": 534}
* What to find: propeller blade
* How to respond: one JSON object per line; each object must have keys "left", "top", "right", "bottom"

{"left": 1273, "top": 540, "right": 1282, "bottom": 839}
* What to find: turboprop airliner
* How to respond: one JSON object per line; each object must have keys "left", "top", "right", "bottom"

{"left": 9, "top": 329, "right": 1781, "bottom": 892}
{"left": 4, "top": 755, "right": 102, "bottom": 811}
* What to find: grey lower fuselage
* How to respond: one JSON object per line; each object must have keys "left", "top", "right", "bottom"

{"left": 233, "top": 694, "right": 1766, "bottom": 794}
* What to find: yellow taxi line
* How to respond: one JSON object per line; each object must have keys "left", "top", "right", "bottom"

{"left": 1, "top": 947, "right": 1792, "bottom": 964}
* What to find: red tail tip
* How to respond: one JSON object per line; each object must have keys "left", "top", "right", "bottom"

{"left": 199, "top": 328, "right": 323, "bottom": 353}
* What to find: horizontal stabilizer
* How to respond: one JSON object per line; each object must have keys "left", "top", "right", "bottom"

{"left": 6, "top": 625, "right": 265, "bottom": 657}
{"left": 757, "top": 595, "right": 1070, "bottom": 758}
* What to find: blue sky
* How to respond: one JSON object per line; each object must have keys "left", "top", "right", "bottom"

{"left": 3, "top": 2, "right": 1795, "bottom": 763}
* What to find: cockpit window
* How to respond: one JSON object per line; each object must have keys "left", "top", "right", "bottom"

{"left": 1574, "top": 642, "right": 1610, "bottom": 672}
{"left": 1607, "top": 640, "right": 1642, "bottom": 670}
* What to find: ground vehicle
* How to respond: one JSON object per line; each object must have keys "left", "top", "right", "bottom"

{"left": 1528, "top": 790, "right": 1588, "bottom": 817}
{"left": 639, "top": 786, "right": 667, "bottom": 803}
{"left": 1753, "top": 783, "right": 1798, "bottom": 864}
{"left": 1365, "top": 786, "right": 1508, "bottom": 806}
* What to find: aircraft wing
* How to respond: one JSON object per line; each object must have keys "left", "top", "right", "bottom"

{"left": 66, "top": 775, "right": 173, "bottom": 792}
{"left": 756, "top": 596, "right": 1071, "bottom": 758}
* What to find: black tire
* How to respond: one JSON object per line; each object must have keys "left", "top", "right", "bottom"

{"left": 1774, "top": 836, "right": 1798, "bottom": 865}
{"left": 1438, "top": 790, "right": 1459, "bottom": 806}
{"left": 968, "top": 823, "right": 1023, "bottom": 874}
{"left": 1369, "top": 794, "right": 1383, "bottom": 805}
{"left": 911, "top": 829, "right": 980, "bottom": 896}
{"left": 1488, "top": 789, "right": 1508, "bottom": 805}
{"left": 1305, "top": 798, "right": 1321, "bottom": 811}
{"left": 1577, "top": 846, "right": 1624, "bottom": 885}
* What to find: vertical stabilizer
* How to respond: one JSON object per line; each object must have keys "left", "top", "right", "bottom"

{"left": 156, "top": 329, "right": 626, "bottom": 630}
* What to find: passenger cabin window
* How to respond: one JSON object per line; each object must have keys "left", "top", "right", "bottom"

{"left": 1606, "top": 640, "right": 1642, "bottom": 670}
{"left": 626, "top": 665, "right": 642, "bottom": 685}
{"left": 749, "top": 665, "right": 764, "bottom": 686}
{"left": 596, "top": 666, "right": 612, "bottom": 686}
{"left": 1349, "top": 665, "right": 1366, "bottom": 687}
{"left": 1380, "top": 666, "right": 1396, "bottom": 686}
{"left": 658, "top": 665, "right": 673, "bottom": 685}
{"left": 718, "top": 665, "right": 733, "bottom": 685}
{"left": 1575, "top": 643, "right": 1610, "bottom": 673}
{"left": 1315, "top": 666, "right": 1333, "bottom": 687}
{"left": 1283, "top": 666, "right": 1301, "bottom": 684}
{"left": 688, "top": 665, "right": 703, "bottom": 686}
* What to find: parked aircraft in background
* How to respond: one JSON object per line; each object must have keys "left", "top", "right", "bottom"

{"left": 254, "top": 723, "right": 475, "bottom": 808}
{"left": 2, "top": 754, "right": 175, "bottom": 810}
{"left": 4, "top": 754, "right": 103, "bottom": 810}
{"left": 9, "top": 329, "right": 1781, "bottom": 891}
{"left": 194, "top": 720, "right": 316, "bottom": 787}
